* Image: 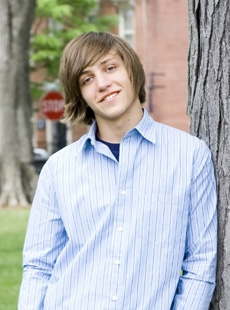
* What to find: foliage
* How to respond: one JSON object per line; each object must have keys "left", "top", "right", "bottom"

{"left": 30, "top": 0, "right": 118, "bottom": 99}
{"left": 0, "top": 208, "right": 30, "bottom": 310}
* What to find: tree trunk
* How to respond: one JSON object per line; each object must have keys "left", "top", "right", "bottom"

{"left": 188, "top": 0, "right": 230, "bottom": 308}
{"left": 0, "top": 0, "right": 37, "bottom": 207}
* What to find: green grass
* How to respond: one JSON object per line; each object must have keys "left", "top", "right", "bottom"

{"left": 0, "top": 207, "right": 30, "bottom": 310}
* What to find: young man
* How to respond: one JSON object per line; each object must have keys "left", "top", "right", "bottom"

{"left": 18, "top": 32, "right": 217, "bottom": 310}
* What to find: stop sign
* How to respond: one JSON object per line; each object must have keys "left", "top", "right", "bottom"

{"left": 40, "top": 90, "right": 65, "bottom": 120}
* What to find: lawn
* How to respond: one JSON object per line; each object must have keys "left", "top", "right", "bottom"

{"left": 0, "top": 207, "right": 30, "bottom": 310}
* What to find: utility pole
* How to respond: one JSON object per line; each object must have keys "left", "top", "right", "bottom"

{"left": 148, "top": 72, "right": 165, "bottom": 113}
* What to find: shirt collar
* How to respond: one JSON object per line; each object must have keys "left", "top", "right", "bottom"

{"left": 85, "top": 122, "right": 98, "bottom": 147}
{"left": 79, "top": 108, "right": 156, "bottom": 153}
{"left": 132, "top": 108, "right": 156, "bottom": 144}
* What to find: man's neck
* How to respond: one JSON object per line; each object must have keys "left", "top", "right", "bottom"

{"left": 96, "top": 108, "right": 143, "bottom": 143}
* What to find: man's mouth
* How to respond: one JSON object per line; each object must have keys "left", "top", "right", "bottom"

{"left": 101, "top": 92, "right": 119, "bottom": 102}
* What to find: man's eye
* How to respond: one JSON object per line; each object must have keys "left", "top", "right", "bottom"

{"left": 84, "top": 77, "right": 92, "bottom": 84}
{"left": 107, "top": 66, "right": 115, "bottom": 72}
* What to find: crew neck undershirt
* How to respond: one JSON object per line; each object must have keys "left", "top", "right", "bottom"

{"left": 96, "top": 136, "right": 120, "bottom": 161}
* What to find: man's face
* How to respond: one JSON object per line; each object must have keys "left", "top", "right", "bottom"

{"left": 79, "top": 50, "right": 141, "bottom": 126}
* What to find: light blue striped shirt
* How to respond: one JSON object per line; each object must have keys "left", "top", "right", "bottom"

{"left": 18, "top": 109, "right": 217, "bottom": 310}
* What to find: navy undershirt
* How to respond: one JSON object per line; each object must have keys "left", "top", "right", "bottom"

{"left": 96, "top": 136, "right": 120, "bottom": 161}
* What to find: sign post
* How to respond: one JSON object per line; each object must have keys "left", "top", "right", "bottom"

{"left": 40, "top": 90, "right": 65, "bottom": 121}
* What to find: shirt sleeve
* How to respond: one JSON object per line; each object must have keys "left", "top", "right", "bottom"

{"left": 18, "top": 159, "right": 67, "bottom": 310}
{"left": 172, "top": 140, "right": 217, "bottom": 309}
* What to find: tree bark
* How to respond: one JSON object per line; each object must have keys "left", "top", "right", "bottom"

{"left": 188, "top": 0, "right": 230, "bottom": 308}
{"left": 0, "top": 0, "right": 37, "bottom": 207}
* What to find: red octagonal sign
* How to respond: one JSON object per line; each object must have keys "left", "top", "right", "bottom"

{"left": 40, "top": 90, "right": 65, "bottom": 120}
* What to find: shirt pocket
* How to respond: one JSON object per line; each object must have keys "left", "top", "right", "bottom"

{"left": 137, "top": 194, "right": 188, "bottom": 248}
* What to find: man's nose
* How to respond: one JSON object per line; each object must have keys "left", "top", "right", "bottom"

{"left": 96, "top": 73, "right": 112, "bottom": 91}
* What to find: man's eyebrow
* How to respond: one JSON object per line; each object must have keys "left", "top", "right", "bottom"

{"left": 100, "top": 57, "right": 116, "bottom": 65}
{"left": 80, "top": 69, "right": 90, "bottom": 77}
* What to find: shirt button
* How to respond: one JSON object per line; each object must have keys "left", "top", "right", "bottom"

{"left": 121, "top": 190, "right": 126, "bottom": 195}
{"left": 118, "top": 226, "right": 123, "bottom": 232}
{"left": 114, "top": 259, "right": 120, "bottom": 265}
{"left": 112, "top": 296, "right": 118, "bottom": 301}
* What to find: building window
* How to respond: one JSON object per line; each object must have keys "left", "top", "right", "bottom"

{"left": 119, "top": 7, "right": 135, "bottom": 48}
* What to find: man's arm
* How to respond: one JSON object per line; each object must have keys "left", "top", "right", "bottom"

{"left": 172, "top": 141, "right": 217, "bottom": 309}
{"left": 18, "top": 159, "right": 67, "bottom": 310}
